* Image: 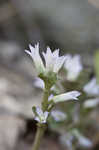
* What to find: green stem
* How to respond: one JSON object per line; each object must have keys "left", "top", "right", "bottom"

{"left": 42, "top": 86, "right": 50, "bottom": 112}
{"left": 32, "top": 84, "right": 50, "bottom": 150}
{"left": 32, "top": 124, "right": 46, "bottom": 150}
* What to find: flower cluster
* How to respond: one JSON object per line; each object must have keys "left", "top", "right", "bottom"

{"left": 32, "top": 106, "right": 49, "bottom": 124}
{"left": 25, "top": 43, "right": 81, "bottom": 125}
{"left": 25, "top": 43, "right": 66, "bottom": 77}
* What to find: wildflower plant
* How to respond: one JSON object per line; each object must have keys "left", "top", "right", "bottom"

{"left": 48, "top": 54, "right": 99, "bottom": 150}
{"left": 25, "top": 43, "right": 81, "bottom": 150}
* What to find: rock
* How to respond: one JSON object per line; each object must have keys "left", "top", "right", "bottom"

{"left": 88, "top": 0, "right": 99, "bottom": 8}
{"left": 11, "top": 0, "right": 99, "bottom": 52}
{"left": 0, "top": 114, "right": 26, "bottom": 150}
{"left": 0, "top": 65, "right": 43, "bottom": 119}
{"left": 0, "top": 42, "right": 21, "bottom": 64}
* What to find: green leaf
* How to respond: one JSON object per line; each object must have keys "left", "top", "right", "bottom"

{"left": 32, "top": 106, "right": 37, "bottom": 115}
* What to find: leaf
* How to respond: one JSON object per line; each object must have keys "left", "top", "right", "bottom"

{"left": 32, "top": 106, "right": 37, "bottom": 115}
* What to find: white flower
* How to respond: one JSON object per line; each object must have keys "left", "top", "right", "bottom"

{"left": 59, "top": 134, "right": 73, "bottom": 150}
{"left": 83, "top": 78, "right": 99, "bottom": 96}
{"left": 51, "top": 110, "right": 67, "bottom": 122}
{"left": 25, "top": 43, "right": 45, "bottom": 74}
{"left": 34, "top": 107, "right": 49, "bottom": 123}
{"left": 83, "top": 98, "right": 99, "bottom": 108}
{"left": 52, "top": 91, "right": 81, "bottom": 103}
{"left": 78, "top": 136, "right": 92, "bottom": 148}
{"left": 25, "top": 43, "right": 66, "bottom": 75}
{"left": 33, "top": 77, "right": 45, "bottom": 89}
{"left": 73, "top": 130, "right": 92, "bottom": 148}
{"left": 48, "top": 94, "right": 54, "bottom": 101}
{"left": 64, "top": 54, "right": 83, "bottom": 81}
{"left": 42, "top": 47, "right": 66, "bottom": 73}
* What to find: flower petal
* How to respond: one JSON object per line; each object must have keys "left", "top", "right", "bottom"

{"left": 44, "top": 111, "right": 49, "bottom": 120}
{"left": 54, "top": 56, "right": 66, "bottom": 73}
{"left": 33, "top": 77, "right": 45, "bottom": 89}
{"left": 52, "top": 49, "right": 59, "bottom": 58}
{"left": 25, "top": 43, "right": 45, "bottom": 74}
{"left": 25, "top": 50, "right": 32, "bottom": 56}
{"left": 48, "top": 94, "right": 54, "bottom": 101}
{"left": 73, "top": 130, "right": 92, "bottom": 148}
{"left": 34, "top": 116, "right": 40, "bottom": 122}
{"left": 64, "top": 54, "right": 83, "bottom": 81}
{"left": 53, "top": 91, "right": 81, "bottom": 103}
{"left": 42, "top": 47, "right": 66, "bottom": 74}
{"left": 83, "top": 78, "right": 99, "bottom": 96}
{"left": 83, "top": 98, "right": 99, "bottom": 108}
{"left": 51, "top": 110, "right": 67, "bottom": 122}
{"left": 36, "top": 106, "right": 43, "bottom": 116}
{"left": 42, "top": 47, "right": 54, "bottom": 72}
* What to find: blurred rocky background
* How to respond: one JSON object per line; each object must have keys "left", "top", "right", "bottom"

{"left": 0, "top": 0, "right": 99, "bottom": 150}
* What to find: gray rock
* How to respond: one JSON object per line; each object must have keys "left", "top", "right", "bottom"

{"left": 0, "top": 42, "right": 21, "bottom": 64}
{"left": 0, "top": 65, "right": 42, "bottom": 119}
{"left": 11, "top": 0, "right": 99, "bottom": 52}
{"left": 0, "top": 115, "right": 26, "bottom": 150}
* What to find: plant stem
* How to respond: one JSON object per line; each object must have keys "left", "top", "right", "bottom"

{"left": 42, "top": 86, "right": 50, "bottom": 112}
{"left": 32, "top": 85, "right": 50, "bottom": 150}
{"left": 32, "top": 124, "right": 46, "bottom": 150}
